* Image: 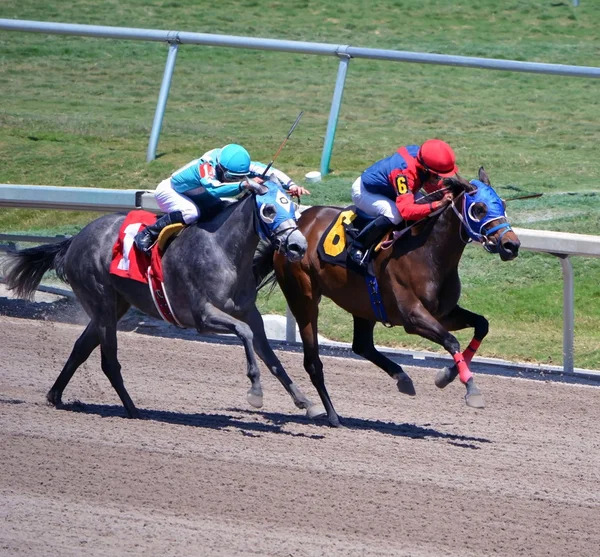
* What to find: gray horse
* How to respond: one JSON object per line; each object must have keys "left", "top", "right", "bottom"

{"left": 3, "top": 179, "right": 324, "bottom": 419}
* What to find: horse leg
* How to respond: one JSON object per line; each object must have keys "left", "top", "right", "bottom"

{"left": 243, "top": 307, "right": 326, "bottom": 418}
{"left": 281, "top": 284, "right": 341, "bottom": 427}
{"left": 195, "top": 303, "right": 264, "bottom": 408}
{"left": 403, "top": 304, "right": 485, "bottom": 409}
{"left": 434, "top": 306, "right": 489, "bottom": 390}
{"left": 47, "top": 321, "right": 100, "bottom": 407}
{"left": 98, "top": 320, "right": 140, "bottom": 418}
{"left": 47, "top": 297, "right": 134, "bottom": 413}
{"left": 352, "top": 316, "right": 416, "bottom": 396}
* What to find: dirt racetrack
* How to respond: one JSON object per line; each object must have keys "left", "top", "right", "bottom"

{"left": 1, "top": 293, "right": 600, "bottom": 557}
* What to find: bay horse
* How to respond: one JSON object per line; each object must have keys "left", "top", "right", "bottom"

{"left": 268, "top": 168, "right": 520, "bottom": 426}
{"left": 3, "top": 179, "right": 324, "bottom": 419}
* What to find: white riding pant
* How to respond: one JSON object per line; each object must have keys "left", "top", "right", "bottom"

{"left": 154, "top": 178, "right": 200, "bottom": 225}
{"left": 351, "top": 176, "right": 402, "bottom": 225}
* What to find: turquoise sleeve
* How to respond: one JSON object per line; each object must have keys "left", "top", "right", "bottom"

{"left": 205, "top": 181, "right": 242, "bottom": 198}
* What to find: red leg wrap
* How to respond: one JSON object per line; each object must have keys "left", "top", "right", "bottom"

{"left": 463, "top": 338, "right": 482, "bottom": 365}
{"left": 453, "top": 352, "right": 473, "bottom": 384}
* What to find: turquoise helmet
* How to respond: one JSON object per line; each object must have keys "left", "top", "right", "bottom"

{"left": 217, "top": 144, "right": 251, "bottom": 181}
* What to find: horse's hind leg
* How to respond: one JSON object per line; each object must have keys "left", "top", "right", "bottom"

{"left": 243, "top": 307, "right": 325, "bottom": 418}
{"left": 434, "top": 306, "right": 489, "bottom": 390}
{"left": 48, "top": 296, "right": 139, "bottom": 418}
{"left": 352, "top": 316, "right": 416, "bottom": 396}
{"left": 98, "top": 320, "right": 139, "bottom": 418}
{"left": 195, "top": 304, "right": 264, "bottom": 408}
{"left": 48, "top": 321, "right": 100, "bottom": 407}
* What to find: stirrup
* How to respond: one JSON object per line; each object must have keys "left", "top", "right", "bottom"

{"left": 348, "top": 246, "right": 368, "bottom": 267}
{"left": 134, "top": 230, "right": 156, "bottom": 254}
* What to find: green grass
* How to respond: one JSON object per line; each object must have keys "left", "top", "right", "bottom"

{"left": 1, "top": 0, "right": 599, "bottom": 369}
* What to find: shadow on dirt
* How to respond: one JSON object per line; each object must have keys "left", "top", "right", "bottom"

{"left": 31, "top": 398, "right": 490, "bottom": 447}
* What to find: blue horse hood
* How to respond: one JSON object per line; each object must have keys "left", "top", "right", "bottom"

{"left": 464, "top": 180, "right": 507, "bottom": 233}
{"left": 255, "top": 181, "right": 297, "bottom": 233}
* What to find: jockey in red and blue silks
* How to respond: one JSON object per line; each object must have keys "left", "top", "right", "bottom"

{"left": 134, "top": 143, "right": 310, "bottom": 254}
{"left": 348, "top": 139, "right": 459, "bottom": 268}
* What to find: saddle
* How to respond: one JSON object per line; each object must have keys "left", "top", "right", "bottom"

{"left": 156, "top": 222, "right": 185, "bottom": 252}
{"left": 109, "top": 210, "right": 186, "bottom": 327}
{"left": 317, "top": 207, "right": 394, "bottom": 270}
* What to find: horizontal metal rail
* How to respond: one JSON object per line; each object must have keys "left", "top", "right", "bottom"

{"left": 2, "top": 19, "right": 599, "bottom": 77}
{"left": 2, "top": 19, "right": 599, "bottom": 170}
{"left": 0, "top": 184, "right": 159, "bottom": 213}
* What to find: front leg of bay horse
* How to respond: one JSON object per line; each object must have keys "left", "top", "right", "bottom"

{"left": 403, "top": 304, "right": 485, "bottom": 408}
{"left": 434, "top": 305, "right": 489, "bottom": 390}
{"left": 194, "top": 303, "right": 264, "bottom": 408}
{"left": 352, "top": 316, "right": 416, "bottom": 396}
{"left": 242, "top": 306, "right": 325, "bottom": 418}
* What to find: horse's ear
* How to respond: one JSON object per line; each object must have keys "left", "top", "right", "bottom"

{"left": 241, "top": 178, "right": 269, "bottom": 196}
{"left": 442, "top": 175, "right": 473, "bottom": 194}
{"left": 478, "top": 166, "right": 491, "bottom": 185}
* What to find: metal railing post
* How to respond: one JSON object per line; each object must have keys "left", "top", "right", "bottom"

{"left": 320, "top": 48, "right": 351, "bottom": 176}
{"left": 285, "top": 305, "right": 297, "bottom": 343}
{"left": 555, "top": 254, "right": 575, "bottom": 374}
{"left": 146, "top": 39, "right": 179, "bottom": 162}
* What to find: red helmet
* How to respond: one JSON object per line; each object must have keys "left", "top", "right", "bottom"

{"left": 417, "top": 139, "right": 459, "bottom": 177}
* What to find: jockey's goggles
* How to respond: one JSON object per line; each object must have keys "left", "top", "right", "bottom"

{"left": 218, "top": 164, "right": 250, "bottom": 182}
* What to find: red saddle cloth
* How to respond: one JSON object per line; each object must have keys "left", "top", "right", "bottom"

{"left": 109, "top": 210, "right": 182, "bottom": 327}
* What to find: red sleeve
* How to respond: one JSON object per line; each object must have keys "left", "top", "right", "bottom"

{"left": 395, "top": 192, "right": 439, "bottom": 220}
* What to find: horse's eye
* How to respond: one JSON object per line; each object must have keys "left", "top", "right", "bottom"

{"left": 260, "top": 204, "right": 277, "bottom": 224}
{"left": 473, "top": 203, "right": 488, "bottom": 220}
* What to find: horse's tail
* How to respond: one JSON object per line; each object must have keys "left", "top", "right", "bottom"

{"left": 253, "top": 239, "right": 278, "bottom": 292}
{"left": 2, "top": 238, "right": 73, "bottom": 301}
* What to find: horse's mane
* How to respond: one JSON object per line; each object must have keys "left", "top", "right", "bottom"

{"left": 193, "top": 193, "right": 254, "bottom": 233}
{"left": 408, "top": 175, "right": 475, "bottom": 238}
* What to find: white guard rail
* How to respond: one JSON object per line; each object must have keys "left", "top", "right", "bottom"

{"left": 0, "top": 184, "right": 598, "bottom": 375}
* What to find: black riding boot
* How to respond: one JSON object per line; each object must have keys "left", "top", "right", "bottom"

{"left": 134, "top": 210, "right": 185, "bottom": 254}
{"left": 347, "top": 215, "right": 393, "bottom": 268}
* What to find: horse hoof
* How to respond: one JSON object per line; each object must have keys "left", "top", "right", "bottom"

{"left": 328, "top": 416, "right": 343, "bottom": 428}
{"left": 305, "top": 404, "right": 327, "bottom": 419}
{"left": 465, "top": 391, "right": 485, "bottom": 409}
{"left": 47, "top": 390, "right": 61, "bottom": 407}
{"left": 395, "top": 373, "right": 416, "bottom": 396}
{"left": 435, "top": 366, "right": 458, "bottom": 389}
{"left": 247, "top": 391, "right": 264, "bottom": 408}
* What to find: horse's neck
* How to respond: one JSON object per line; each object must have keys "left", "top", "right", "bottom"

{"left": 393, "top": 206, "right": 466, "bottom": 273}
{"left": 428, "top": 207, "right": 467, "bottom": 268}
{"left": 216, "top": 195, "right": 259, "bottom": 268}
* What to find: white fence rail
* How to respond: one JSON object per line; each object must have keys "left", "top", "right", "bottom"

{"left": 0, "top": 184, "right": 599, "bottom": 375}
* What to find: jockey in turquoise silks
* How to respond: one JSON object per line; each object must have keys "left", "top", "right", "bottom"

{"left": 134, "top": 144, "right": 310, "bottom": 254}
{"left": 348, "top": 139, "right": 459, "bottom": 268}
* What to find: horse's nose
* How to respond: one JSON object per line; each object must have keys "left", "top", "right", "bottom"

{"left": 500, "top": 239, "right": 520, "bottom": 261}
{"left": 287, "top": 241, "right": 306, "bottom": 262}
{"left": 286, "top": 231, "right": 307, "bottom": 262}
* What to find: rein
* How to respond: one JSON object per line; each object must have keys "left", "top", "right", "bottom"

{"left": 381, "top": 183, "right": 511, "bottom": 254}
{"left": 450, "top": 190, "right": 513, "bottom": 253}
{"left": 270, "top": 220, "right": 301, "bottom": 254}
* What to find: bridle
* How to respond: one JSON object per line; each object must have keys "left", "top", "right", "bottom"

{"left": 381, "top": 181, "right": 512, "bottom": 255}
{"left": 270, "top": 219, "right": 302, "bottom": 254}
{"left": 251, "top": 194, "right": 301, "bottom": 255}
{"left": 449, "top": 185, "right": 513, "bottom": 253}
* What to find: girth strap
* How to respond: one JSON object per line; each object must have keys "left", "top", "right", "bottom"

{"left": 365, "top": 274, "right": 391, "bottom": 326}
